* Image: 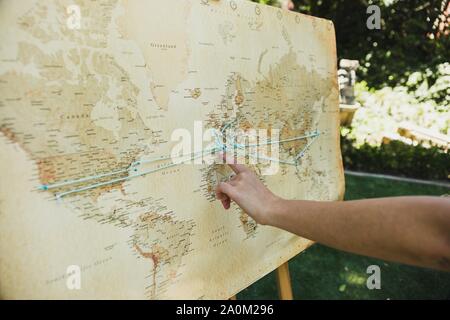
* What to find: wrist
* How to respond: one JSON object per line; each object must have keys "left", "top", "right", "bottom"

{"left": 263, "top": 195, "right": 287, "bottom": 227}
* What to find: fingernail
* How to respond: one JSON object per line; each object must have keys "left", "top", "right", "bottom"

{"left": 216, "top": 151, "right": 225, "bottom": 163}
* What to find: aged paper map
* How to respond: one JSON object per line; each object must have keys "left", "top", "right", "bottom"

{"left": 0, "top": 0, "right": 344, "bottom": 299}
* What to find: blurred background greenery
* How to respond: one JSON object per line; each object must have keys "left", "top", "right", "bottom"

{"left": 254, "top": 0, "right": 449, "bottom": 96}
{"left": 253, "top": 0, "right": 449, "bottom": 181}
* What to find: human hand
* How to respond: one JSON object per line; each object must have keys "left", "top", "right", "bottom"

{"left": 215, "top": 155, "right": 281, "bottom": 225}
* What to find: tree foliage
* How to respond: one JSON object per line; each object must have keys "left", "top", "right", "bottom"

{"left": 341, "top": 136, "right": 450, "bottom": 181}
{"left": 254, "top": 0, "right": 450, "bottom": 90}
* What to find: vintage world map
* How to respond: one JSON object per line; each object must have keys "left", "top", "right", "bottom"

{"left": 0, "top": 0, "right": 344, "bottom": 299}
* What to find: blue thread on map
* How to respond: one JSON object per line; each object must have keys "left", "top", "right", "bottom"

{"left": 38, "top": 124, "right": 321, "bottom": 199}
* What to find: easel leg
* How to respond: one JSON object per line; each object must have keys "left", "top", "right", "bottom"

{"left": 276, "top": 262, "right": 293, "bottom": 300}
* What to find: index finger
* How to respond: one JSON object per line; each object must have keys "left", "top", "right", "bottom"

{"left": 219, "top": 152, "right": 248, "bottom": 174}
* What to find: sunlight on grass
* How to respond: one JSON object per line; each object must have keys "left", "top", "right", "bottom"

{"left": 345, "top": 272, "right": 367, "bottom": 286}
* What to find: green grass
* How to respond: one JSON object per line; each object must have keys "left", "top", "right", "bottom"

{"left": 237, "top": 174, "right": 450, "bottom": 300}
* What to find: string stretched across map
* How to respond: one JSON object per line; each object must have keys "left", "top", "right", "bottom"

{"left": 0, "top": 0, "right": 344, "bottom": 299}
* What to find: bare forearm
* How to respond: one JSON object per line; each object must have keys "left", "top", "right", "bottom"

{"left": 215, "top": 160, "right": 450, "bottom": 271}
{"left": 268, "top": 196, "right": 450, "bottom": 271}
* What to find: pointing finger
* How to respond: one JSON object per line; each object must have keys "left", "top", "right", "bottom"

{"left": 219, "top": 152, "right": 248, "bottom": 174}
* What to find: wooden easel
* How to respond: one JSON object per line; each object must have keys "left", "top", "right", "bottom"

{"left": 230, "top": 262, "right": 294, "bottom": 300}
{"left": 276, "top": 262, "right": 294, "bottom": 299}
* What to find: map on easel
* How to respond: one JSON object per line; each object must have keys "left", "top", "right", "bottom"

{"left": 0, "top": 0, "right": 344, "bottom": 299}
